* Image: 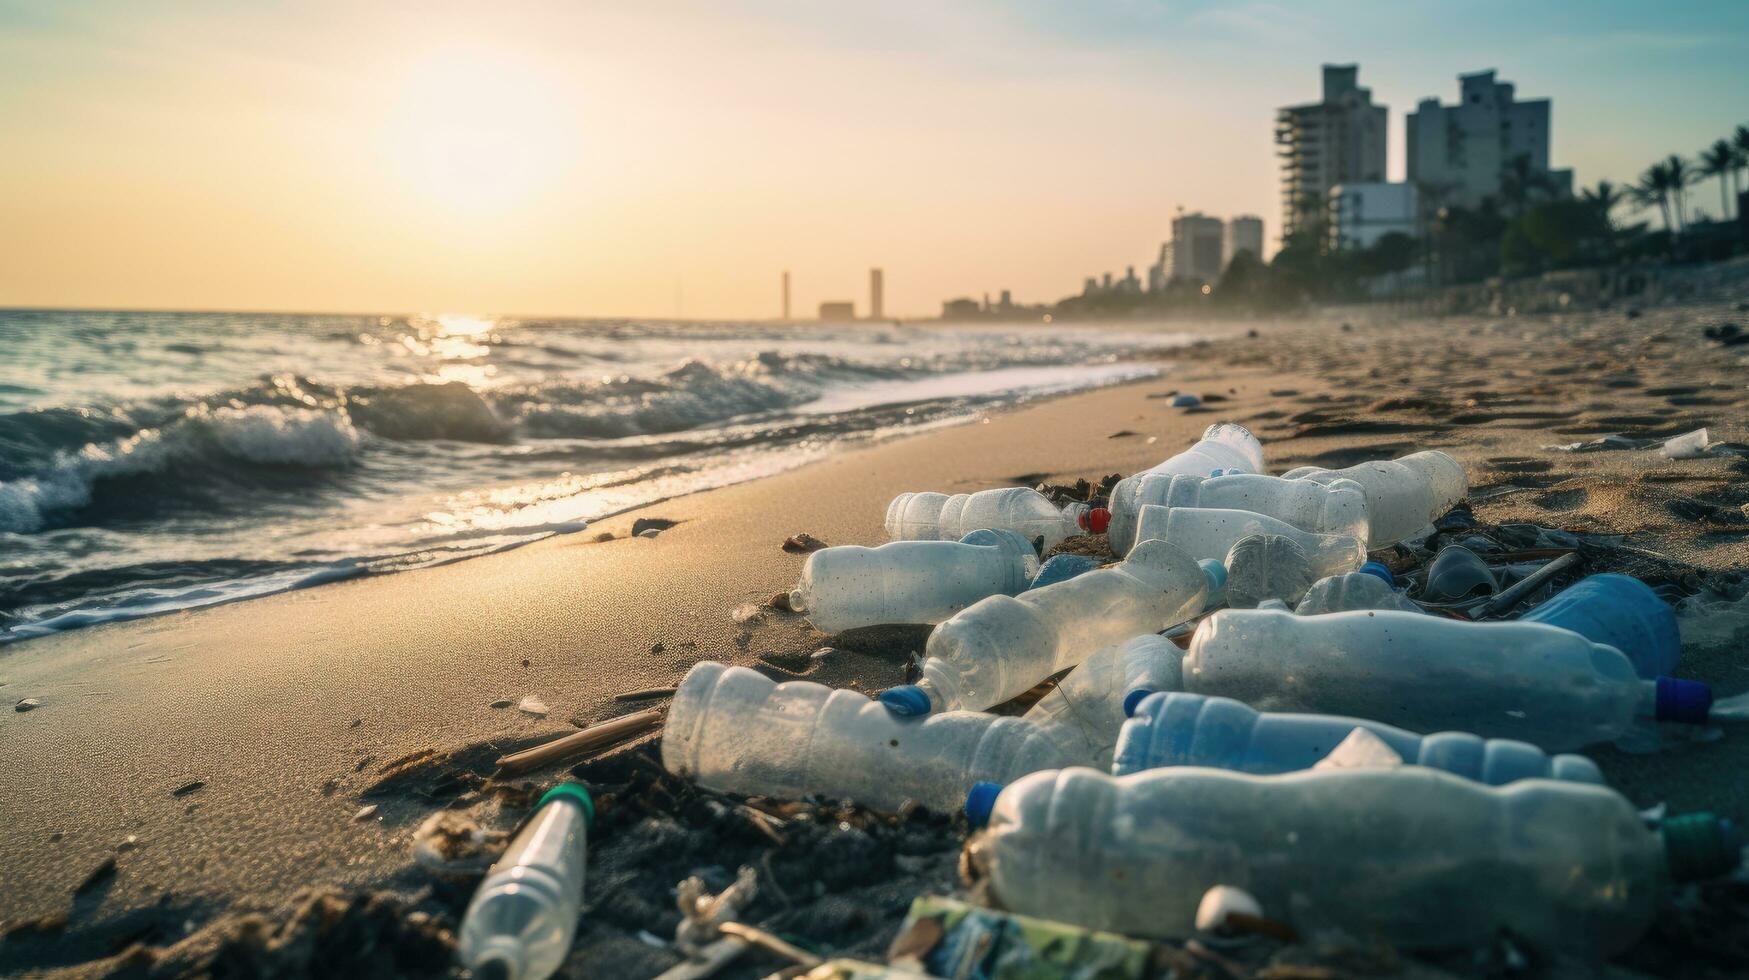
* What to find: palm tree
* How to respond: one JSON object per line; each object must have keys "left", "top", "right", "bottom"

{"left": 1499, "top": 153, "right": 1552, "bottom": 217}
{"left": 1733, "top": 125, "right": 1749, "bottom": 214}
{"left": 1581, "top": 180, "right": 1626, "bottom": 229}
{"left": 1635, "top": 161, "right": 1676, "bottom": 232}
{"left": 1665, "top": 154, "right": 1695, "bottom": 229}
{"left": 1700, "top": 140, "right": 1736, "bottom": 220}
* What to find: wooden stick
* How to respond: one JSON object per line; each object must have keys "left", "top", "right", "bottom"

{"left": 616, "top": 686, "right": 678, "bottom": 702}
{"left": 652, "top": 937, "right": 749, "bottom": 980}
{"left": 715, "top": 923, "right": 824, "bottom": 968}
{"left": 494, "top": 708, "right": 663, "bottom": 774}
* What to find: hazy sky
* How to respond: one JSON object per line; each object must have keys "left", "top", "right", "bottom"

{"left": 3, "top": 1, "right": 1746, "bottom": 318}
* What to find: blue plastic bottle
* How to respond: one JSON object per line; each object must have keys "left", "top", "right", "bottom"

{"left": 1521, "top": 574, "right": 1680, "bottom": 679}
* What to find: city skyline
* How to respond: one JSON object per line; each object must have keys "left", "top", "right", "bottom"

{"left": 3, "top": 1, "right": 1746, "bottom": 319}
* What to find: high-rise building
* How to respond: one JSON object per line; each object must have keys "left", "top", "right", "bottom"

{"left": 1406, "top": 70, "right": 1572, "bottom": 211}
{"left": 1225, "top": 216, "right": 1265, "bottom": 265}
{"left": 781, "top": 270, "right": 791, "bottom": 320}
{"left": 869, "top": 268, "right": 884, "bottom": 320}
{"left": 1170, "top": 212, "right": 1225, "bottom": 283}
{"left": 1276, "top": 65, "right": 1388, "bottom": 242}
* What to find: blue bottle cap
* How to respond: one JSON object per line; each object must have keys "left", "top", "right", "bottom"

{"left": 965, "top": 782, "right": 1002, "bottom": 827}
{"left": 1358, "top": 561, "right": 1394, "bottom": 586}
{"left": 1654, "top": 676, "right": 1713, "bottom": 725}
{"left": 1199, "top": 558, "right": 1227, "bottom": 593}
{"left": 1662, "top": 813, "right": 1742, "bottom": 881}
{"left": 880, "top": 685, "right": 933, "bottom": 716}
{"left": 1123, "top": 687, "right": 1154, "bottom": 717}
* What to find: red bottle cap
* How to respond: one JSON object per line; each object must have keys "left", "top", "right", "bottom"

{"left": 1081, "top": 508, "right": 1111, "bottom": 534}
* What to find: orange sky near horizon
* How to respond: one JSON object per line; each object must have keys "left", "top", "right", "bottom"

{"left": 2, "top": 1, "right": 1745, "bottom": 319}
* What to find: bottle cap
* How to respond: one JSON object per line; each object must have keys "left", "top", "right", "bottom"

{"left": 1080, "top": 507, "right": 1112, "bottom": 534}
{"left": 1208, "top": 468, "right": 1227, "bottom": 478}
{"left": 1123, "top": 687, "right": 1155, "bottom": 717}
{"left": 1357, "top": 561, "right": 1394, "bottom": 586}
{"left": 537, "top": 782, "right": 596, "bottom": 830}
{"left": 1653, "top": 676, "right": 1713, "bottom": 725}
{"left": 1198, "top": 558, "right": 1227, "bottom": 594}
{"left": 964, "top": 782, "right": 1002, "bottom": 828}
{"left": 1662, "top": 813, "right": 1743, "bottom": 882}
{"left": 879, "top": 685, "right": 933, "bottom": 716}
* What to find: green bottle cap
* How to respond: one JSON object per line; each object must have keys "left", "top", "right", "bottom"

{"left": 537, "top": 782, "right": 595, "bottom": 830}
{"left": 1662, "top": 813, "right": 1741, "bottom": 882}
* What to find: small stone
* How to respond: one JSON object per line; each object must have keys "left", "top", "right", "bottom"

{"left": 320, "top": 778, "right": 340, "bottom": 796}
{"left": 353, "top": 804, "right": 379, "bottom": 823}
{"left": 172, "top": 780, "right": 205, "bottom": 798}
{"left": 48, "top": 831, "right": 63, "bottom": 843}
{"left": 1195, "top": 884, "right": 1264, "bottom": 934}
{"left": 781, "top": 533, "right": 827, "bottom": 554}
{"left": 649, "top": 641, "right": 666, "bottom": 655}
{"left": 489, "top": 698, "right": 514, "bottom": 709}
{"left": 15, "top": 697, "right": 42, "bottom": 712}
{"left": 631, "top": 517, "right": 678, "bottom": 536}
{"left": 594, "top": 531, "right": 615, "bottom": 542}
{"left": 520, "top": 658, "right": 531, "bottom": 668}
{"left": 810, "top": 647, "right": 836, "bottom": 661}
{"left": 517, "top": 695, "right": 550, "bottom": 718}
{"left": 116, "top": 835, "right": 140, "bottom": 852}
{"left": 349, "top": 718, "right": 362, "bottom": 729}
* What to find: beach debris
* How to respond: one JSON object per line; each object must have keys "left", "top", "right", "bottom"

{"left": 116, "top": 835, "right": 140, "bottom": 853}
{"left": 1170, "top": 393, "right": 1202, "bottom": 408}
{"left": 633, "top": 517, "right": 679, "bottom": 536}
{"left": 790, "top": 529, "right": 1037, "bottom": 633}
{"left": 172, "top": 779, "right": 206, "bottom": 798}
{"left": 518, "top": 695, "right": 551, "bottom": 718}
{"left": 714, "top": 922, "right": 823, "bottom": 969}
{"left": 352, "top": 804, "right": 379, "bottom": 822}
{"left": 782, "top": 532, "right": 828, "bottom": 554}
{"left": 1703, "top": 322, "right": 1748, "bottom": 346}
{"left": 1420, "top": 544, "right": 1499, "bottom": 603}
{"left": 411, "top": 811, "right": 508, "bottom": 874}
{"left": 595, "top": 531, "right": 615, "bottom": 542}
{"left": 888, "top": 896, "right": 1152, "bottom": 978}
{"left": 1108, "top": 429, "right": 1140, "bottom": 438}
{"left": 768, "top": 590, "right": 794, "bottom": 612}
{"left": 676, "top": 866, "right": 759, "bottom": 954}
{"left": 14, "top": 697, "right": 42, "bottom": 712}
{"left": 614, "top": 686, "right": 676, "bottom": 702}
{"left": 1195, "top": 885, "right": 1265, "bottom": 936}
{"left": 809, "top": 646, "right": 836, "bottom": 662}
{"left": 650, "top": 641, "right": 666, "bottom": 655}
{"left": 1469, "top": 551, "right": 1582, "bottom": 620}
{"left": 74, "top": 856, "right": 117, "bottom": 896}
{"left": 1543, "top": 433, "right": 1657, "bottom": 453}
{"left": 1662, "top": 427, "right": 1713, "bottom": 459}
{"left": 653, "top": 937, "right": 750, "bottom": 980}
{"left": 490, "top": 698, "right": 514, "bottom": 709}
{"left": 731, "top": 603, "right": 764, "bottom": 624}
{"left": 494, "top": 707, "right": 662, "bottom": 774}
{"left": 457, "top": 785, "right": 593, "bottom": 980}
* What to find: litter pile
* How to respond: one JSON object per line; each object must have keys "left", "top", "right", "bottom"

{"left": 445, "top": 423, "right": 1749, "bottom": 978}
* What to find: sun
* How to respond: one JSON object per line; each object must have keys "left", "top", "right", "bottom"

{"left": 387, "top": 48, "right": 574, "bottom": 216}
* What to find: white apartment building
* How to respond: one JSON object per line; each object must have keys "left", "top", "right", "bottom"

{"left": 1169, "top": 212, "right": 1225, "bottom": 283}
{"left": 1406, "top": 70, "right": 1573, "bottom": 210}
{"left": 1225, "top": 215, "right": 1264, "bottom": 264}
{"left": 1276, "top": 65, "right": 1388, "bottom": 241}
{"left": 1329, "top": 182, "right": 1419, "bottom": 251}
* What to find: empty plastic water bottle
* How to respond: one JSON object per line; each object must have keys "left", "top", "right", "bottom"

{"left": 1294, "top": 562, "right": 1422, "bottom": 615}
{"left": 788, "top": 529, "right": 1038, "bottom": 633}
{"left": 662, "top": 662, "right": 1067, "bottom": 813}
{"left": 1132, "top": 422, "right": 1264, "bottom": 479}
{"left": 963, "top": 766, "right": 1740, "bottom": 954}
{"left": 1220, "top": 533, "right": 1317, "bottom": 607}
{"left": 1021, "top": 634, "right": 1182, "bottom": 767}
{"left": 457, "top": 783, "right": 594, "bottom": 980}
{"left": 1522, "top": 573, "right": 1680, "bottom": 678}
{"left": 1281, "top": 450, "right": 1468, "bottom": 548}
{"left": 1182, "top": 607, "right": 1713, "bottom": 750}
{"left": 884, "top": 487, "right": 1105, "bottom": 549}
{"left": 880, "top": 540, "right": 1222, "bottom": 716}
{"left": 1133, "top": 506, "right": 1365, "bottom": 586}
{"left": 1027, "top": 553, "right": 1104, "bottom": 591}
{"left": 1107, "top": 471, "right": 1368, "bottom": 557}
{"left": 1114, "top": 691, "right": 1603, "bottom": 784}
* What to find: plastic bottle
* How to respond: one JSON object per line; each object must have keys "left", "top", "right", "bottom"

{"left": 1114, "top": 691, "right": 1604, "bottom": 785}
{"left": 1027, "top": 553, "right": 1103, "bottom": 591}
{"left": 1220, "top": 533, "right": 1316, "bottom": 607}
{"left": 1021, "top": 634, "right": 1182, "bottom": 768}
{"left": 457, "top": 783, "right": 594, "bottom": 980}
{"left": 1107, "top": 472, "right": 1368, "bottom": 557}
{"left": 1281, "top": 450, "right": 1468, "bottom": 548}
{"left": 661, "top": 662, "right": 1067, "bottom": 813}
{"left": 1181, "top": 607, "right": 1712, "bottom": 750}
{"left": 1133, "top": 506, "right": 1366, "bottom": 584}
{"left": 963, "top": 766, "right": 1740, "bottom": 954}
{"left": 884, "top": 487, "right": 1106, "bottom": 550}
{"left": 1294, "top": 562, "right": 1421, "bottom": 615}
{"left": 788, "top": 529, "right": 1038, "bottom": 633}
{"left": 880, "top": 540, "right": 1222, "bottom": 716}
{"left": 1521, "top": 574, "right": 1680, "bottom": 679}
{"left": 1133, "top": 422, "right": 1264, "bottom": 479}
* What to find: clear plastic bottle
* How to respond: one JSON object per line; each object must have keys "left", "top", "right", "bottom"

{"left": 1294, "top": 562, "right": 1422, "bottom": 615}
{"left": 1133, "top": 506, "right": 1366, "bottom": 584}
{"left": 880, "top": 540, "right": 1222, "bottom": 715}
{"left": 1182, "top": 607, "right": 1713, "bottom": 750}
{"left": 1220, "top": 533, "right": 1315, "bottom": 608}
{"left": 884, "top": 487, "right": 1105, "bottom": 550}
{"left": 1133, "top": 422, "right": 1265, "bottom": 479}
{"left": 1521, "top": 574, "right": 1680, "bottom": 679}
{"left": 963, "top": 766, "right": 1740, "bottom": 954}
{"left": 1107, "top": 472, "right": 1368, "bottom": 557}
{"left": 788, "top": 529, "right": 1039, "bottom": 633}
{"left": 661, "top": 662, "right": 1067, "bottom": 813}
{"left": 1281, "top": 450, "right": 1468, "bottom": 548}
{"left": 1114, "top": 691, "right": 1604, "bottom": 784}
{"left": 457, "top": 783, "right": 594, "bottom": 980}
{"left": 1021, "top": 634, "right": 1182, "bottom": 768}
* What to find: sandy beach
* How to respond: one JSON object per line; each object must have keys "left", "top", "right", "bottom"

{"left": 5, "top": 290, "right": 1749, "bottom": 976}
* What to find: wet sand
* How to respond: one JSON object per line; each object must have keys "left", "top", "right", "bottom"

{"left": 3, "top": 290, "right": 1748, "bottom": 976}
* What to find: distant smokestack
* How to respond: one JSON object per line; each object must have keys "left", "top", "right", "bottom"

{"left": 782, "top": 270, "right": 790, "bottom": 320}
{"left": 869, "top": 268, "right": 884, "bottom": 320}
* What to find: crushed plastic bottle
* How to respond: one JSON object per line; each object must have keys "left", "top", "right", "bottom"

{"left": 884, "top": 487, "right": 1105, "bottom": 550}
{"left": 1294, "top": 562, "right": 1422, "bottom": 615}
{"left": 1021, "top": 634, "right": 1182, "bottom": 768}
{"left": 963, "top": 766, "right": 1740, "bottom": 954}
{"left": 1114, "top": 691, "right": 1604, "bottom": 785}
{"left": 662, "top": 662, "right": 1067, "bottom": 813}
{"left": 880, "top": 540, "right": 1221, "bottom": 716}
{"left": 1132, "top": 422, "right": 1264, "bottom": 479}
{"left": 1107, "top": 471, "right": 1368, "bottom": 557}
{"left": 457, "top": 783, "right": 594, "bottom": 980}
{"left": 1133, "top": 506, "right": 1366, "bottom": 587}
{"left": 1521, "top": 574, "right": 1680, "bottom": 679}
{"left": 1026, "top": 553, "right": 1103, "bottom": 591}
{"left": 788, "top": 529, "right": 1038, "bottom": 633}
{"left": 1182, "top": 607, "right": 1713, "bottom": 750}
{"left": 1220, "top": 533, "right": 1315, "bottom": 607}
{"left": 1280, "top": 450, "right": 1468, "bottom": 548}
